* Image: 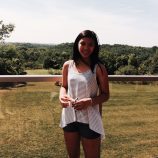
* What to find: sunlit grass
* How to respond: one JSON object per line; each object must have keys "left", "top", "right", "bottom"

{"left": 26, "top": 69, "right": 49, "bottom": 75}
{"left": 26, "top": 69, "right": 62, "bottom": 75}
{"left": 0, "top": 82, "right": 158, "bottom": 157}
{"left": 102, "top": 82, "right": 158, "bottom": 158}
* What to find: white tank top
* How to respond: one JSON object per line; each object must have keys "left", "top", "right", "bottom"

{"left": 60, "top": 60, "right": 105, "bottom": 138}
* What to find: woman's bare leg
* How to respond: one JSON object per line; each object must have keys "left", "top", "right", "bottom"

{"left": 81, "top": 137, "right": 101, "bottom": 158}
{"left": 64, "top": 131, "right": 80, "bottom": 158}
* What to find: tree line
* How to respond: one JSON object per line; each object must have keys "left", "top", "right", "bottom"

{"left": 0, "top": 42, "right": 158, "bottom": 75}
{"left": 0, "top": 20, "right": 158, "bottom": 75}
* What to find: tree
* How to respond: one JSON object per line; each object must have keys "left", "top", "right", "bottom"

{"left": 115, "top": 65, "right": 138, "bottom": 75}
{"left": 149, "top": 51, "right": 158, "bottom": 74}
{"left": 100, "top": 50, "right": 116, "bottom": 75}
{"left": 0, "top": 20, "right": 14, "bottom": 42}
{"left": 115, "top": 54, "right": 128, "bottom": 69}
{"left": 0, "top": 20, "right": 26, "bottom": 83}
{"left": 0, "top": 45, "right": 25, "bottom": 75}
{"left": 128, "top": 54, "right": 138, "bottom": 67}
{"left": 0, "top": 45, "right": 26, "bottom": 87}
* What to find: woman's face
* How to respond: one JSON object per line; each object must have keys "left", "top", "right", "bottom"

{"left": 78, "top": 37, "right": 95, "bottom": 59}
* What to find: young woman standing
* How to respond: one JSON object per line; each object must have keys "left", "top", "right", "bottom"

{"left": 59, "top": 30, "right": 109, "bottom": 158}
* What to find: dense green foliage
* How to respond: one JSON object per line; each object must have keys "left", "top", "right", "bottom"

{"left": 0, "top": 20, "right": 23, "bottom": 76}
{"left": 0, "top": 42, "right": 158, "bottom": 75}
{"left": 0, "top": 20, "right": 158, "bottom": 75}
{"left": 0, "top": 45, "right": 25, "bottom": 75}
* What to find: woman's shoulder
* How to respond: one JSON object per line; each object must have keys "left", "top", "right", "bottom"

{"left": 96, "top": 63, "right": 108, "bottom": 75}
{"left": 63, "top": 60, "right": 73, "bottom": 67}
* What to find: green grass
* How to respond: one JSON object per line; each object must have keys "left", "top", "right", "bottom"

{"left": 0, "top": 82, "right": 158, "bottom": 157}
{"left": 102, "top": 83, "right": 158, "bottom": 158}
{"left": 26, "top": 69, "right": 50, "bottom": 75}
{"left": 26, "top": 69, "right": 62, "bottom": 75}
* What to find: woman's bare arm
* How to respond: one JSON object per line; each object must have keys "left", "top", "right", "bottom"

{"left": 91, "top": 64, "right": 110, "bottom": 106}
{"left": 59, "top": 61, "right": 72, "bottom": 108}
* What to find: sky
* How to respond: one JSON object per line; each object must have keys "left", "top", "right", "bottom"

{"left": 0, "top": 0, "right": 158, "bottom": 47}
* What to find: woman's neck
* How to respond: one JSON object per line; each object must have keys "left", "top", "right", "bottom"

{"left": 80, "top": 58, "right": 91, "bottom": 67}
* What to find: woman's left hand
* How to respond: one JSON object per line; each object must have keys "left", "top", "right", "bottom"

{"left": 72, "top": 98, "right": 92, "bottom": 110}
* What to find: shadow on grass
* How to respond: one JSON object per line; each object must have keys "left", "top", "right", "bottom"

{"left": 0, "top": 82, "right": 27, "bottom": 90}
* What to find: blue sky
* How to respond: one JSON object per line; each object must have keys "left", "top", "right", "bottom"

{"left": 0, "top": 0, "right": 158, "bottom": 47}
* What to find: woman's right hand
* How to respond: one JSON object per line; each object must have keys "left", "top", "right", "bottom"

{"left": 59, "top": 95, "right": 72, "bottom": 108}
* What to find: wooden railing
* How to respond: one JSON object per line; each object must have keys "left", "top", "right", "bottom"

{"left": 0, "top": 75, "right": 158, "bottom": 82}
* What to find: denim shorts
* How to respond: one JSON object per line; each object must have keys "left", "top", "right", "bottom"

{"left": 63, "top": 122, "right": 100, "bottom": 139}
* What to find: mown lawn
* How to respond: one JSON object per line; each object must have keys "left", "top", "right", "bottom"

{"left": 26, "top": 69, "right": 50, "bottom": 75}
{"left": 0, "top": 82, "right": 158, "bottom": 158}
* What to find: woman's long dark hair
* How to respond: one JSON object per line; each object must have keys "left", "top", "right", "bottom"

{"left": 72, "top": 30, "right": 102, "bottom": 73}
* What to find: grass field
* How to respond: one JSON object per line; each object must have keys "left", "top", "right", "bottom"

{"left": 0, "top": 81, "right": 158, "bottom": 158}
{"left": 26, "top": 69, "right": 61, "bottom": 75}
{"left": 26, "top": 69, "right": 50, "bottom": 75}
